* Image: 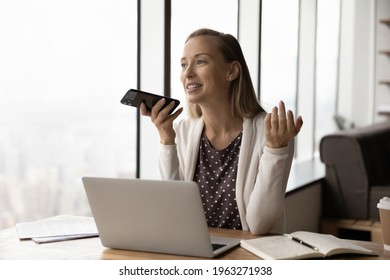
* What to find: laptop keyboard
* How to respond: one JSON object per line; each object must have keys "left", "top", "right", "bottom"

{"left": 212, "top": 243, "right": 227, "bottom": 251}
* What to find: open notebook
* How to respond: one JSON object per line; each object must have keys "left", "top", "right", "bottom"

{"left": 82, "top": 177, "right": 241, "bottom": 258}
{"left": 240, "top": 231, "right": 377, "bottom": 260}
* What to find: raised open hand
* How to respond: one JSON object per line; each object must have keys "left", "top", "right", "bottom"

{"left": 264, "top": 101, "right": 303, "bottom": 149}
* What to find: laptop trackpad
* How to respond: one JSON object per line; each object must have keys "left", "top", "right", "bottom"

{"left": 210, "top": 236, "right": 241, "bottom": 255}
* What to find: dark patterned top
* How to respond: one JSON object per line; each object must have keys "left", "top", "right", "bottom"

{"left": 193, "top": 130, "right": 242, "bottom": 230}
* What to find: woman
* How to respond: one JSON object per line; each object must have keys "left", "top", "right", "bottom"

{"left": 141, "top": 28, "right": 303, "bottom": 235}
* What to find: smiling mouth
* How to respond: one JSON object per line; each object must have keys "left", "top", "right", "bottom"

{"left": 186, "top": 83, "right": 202, "bottom": 91}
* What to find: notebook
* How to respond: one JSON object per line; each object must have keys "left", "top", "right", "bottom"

{"left": 82, "top": 177, "right": 241, "bottom": 258}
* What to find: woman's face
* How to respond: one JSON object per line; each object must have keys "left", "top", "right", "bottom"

{"left": 180, "top": 36, "right": 233, "bottom": 107}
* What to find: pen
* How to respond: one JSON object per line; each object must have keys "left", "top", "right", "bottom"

{"left": 287, "top": 235, "right": 319, "bottom": 251}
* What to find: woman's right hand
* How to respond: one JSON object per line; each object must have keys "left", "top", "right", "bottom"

{"left": 140, "top": 98, "right": 183, "bottom": 145}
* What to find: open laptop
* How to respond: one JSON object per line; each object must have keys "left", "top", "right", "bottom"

{"left": 82, "top": 177, "right": 241, "bottom": 258}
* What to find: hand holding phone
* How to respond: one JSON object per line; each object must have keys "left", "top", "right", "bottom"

{"left": 121, "top": 89, "right": 180, "bottom": 115}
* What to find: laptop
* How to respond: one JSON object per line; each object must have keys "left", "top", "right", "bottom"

{"left": 82, "top": 177, "right": 241, "bottom": 258}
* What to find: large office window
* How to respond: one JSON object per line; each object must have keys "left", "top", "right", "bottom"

{"left": 314, "top": 0, "right": 341, "bottom": 152}
{"left": 0, "top": 0, "right": 137, "bottom": 229}
{"left": 260, "top": 0, "right": 299, "bottom": 112}
{"left": 261, "top": 0, "right": 341, "bottom": 161}
{"left": 170, "top": 0, "right": 238, "bottom": 111}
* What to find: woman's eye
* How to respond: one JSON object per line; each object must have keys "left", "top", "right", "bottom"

{"left": 196, "top": 60, "right": 206, "bottom": 65}
{"left": 181, "top": 63, "right": 187, "bottom": 69}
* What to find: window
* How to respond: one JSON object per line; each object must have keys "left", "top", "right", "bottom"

{"left": 0, "top": 0, "right": 346, "bottom": 229}
{"left": 314, "top": 0, "right": 341, "bottom": 152}
{"left": 260, "top": 0, "right": 341, "bottom": 161}
{"left": 260, "top": 0, "right": 299, "bottom": 112}
{"left": 0, "top": 0, "right": 137, "bottom": 229}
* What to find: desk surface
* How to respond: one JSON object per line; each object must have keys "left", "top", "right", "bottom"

{"left": 1, "top": 217, "right": 390, "bottom": 260}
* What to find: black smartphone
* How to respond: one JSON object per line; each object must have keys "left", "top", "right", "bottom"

{"left": 121, "top": 88, "right": 180, "bottom": 115}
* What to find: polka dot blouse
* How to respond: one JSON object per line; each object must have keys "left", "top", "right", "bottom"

{"left": 193, "top": 130, "right": 243, "bottom": 230}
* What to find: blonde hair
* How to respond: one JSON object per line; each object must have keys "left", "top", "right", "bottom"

{"left": 185, "top": 28, "right": 265, "bottom": 118}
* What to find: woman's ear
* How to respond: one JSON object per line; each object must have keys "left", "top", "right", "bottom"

{"left": 226, "top": 61, "right": 241, "bottom": 81}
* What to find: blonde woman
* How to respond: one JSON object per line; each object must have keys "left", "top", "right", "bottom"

{"left": 141, "top": 28, "right": 303, "bottom": 235}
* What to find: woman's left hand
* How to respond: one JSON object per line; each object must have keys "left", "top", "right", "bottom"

{"left": 264, "top": 100, "right": 303, "bottom": 149}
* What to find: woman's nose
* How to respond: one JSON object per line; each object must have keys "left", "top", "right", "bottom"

{"left": 183, "top": 64, "right": 195, "bottom": 78}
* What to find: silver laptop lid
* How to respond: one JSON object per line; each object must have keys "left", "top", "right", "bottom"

{"left": 82, "top": 177, "right": 220, "bottom": 258}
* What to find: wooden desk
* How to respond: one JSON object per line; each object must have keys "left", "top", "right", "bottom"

{"left": 1, "top": 217, "right": 390, "bottom": 260}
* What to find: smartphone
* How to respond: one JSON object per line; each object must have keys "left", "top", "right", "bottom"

{"left": 121, "top": 88, "right": 180, "bottom": 115}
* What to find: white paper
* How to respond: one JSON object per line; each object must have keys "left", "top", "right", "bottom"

{"left": 16, "top": 216, "right": 98, "bottom": 242}
{"left": 32, "top": 233, "right": 98, "bottom": 244}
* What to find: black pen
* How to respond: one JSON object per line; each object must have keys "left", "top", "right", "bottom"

{"left": 286, "top": 235, "right": 319, "bottom": 251}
